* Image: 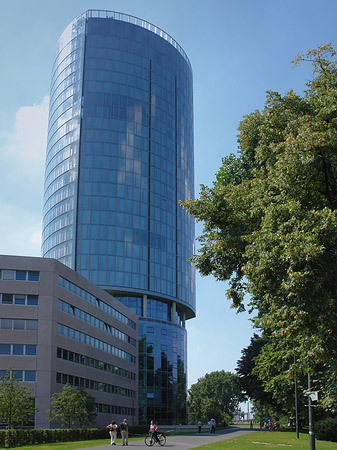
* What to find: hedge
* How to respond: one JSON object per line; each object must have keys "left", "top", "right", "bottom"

{"left": 315, "top": 417, "right": 337, "bottom": 443}
{"left": 0, "top": 426, "right": 149, "bottom": 448}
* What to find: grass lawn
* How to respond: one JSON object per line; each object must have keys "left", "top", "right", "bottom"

{"left": 2, "top": 437, "right": 138, "bottom": 450}
{"left": 5, "top": 431, "right": 337, "bottom": 450}
{"left": 193, "top": 431, "right": 337, "bottom": 449}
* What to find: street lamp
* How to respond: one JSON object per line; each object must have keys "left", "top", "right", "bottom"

{"left": 307, "top": 373, "right": 316, "bottom": 450}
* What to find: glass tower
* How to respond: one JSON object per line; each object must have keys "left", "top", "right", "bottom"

{"left": 42, "top": 10, "right": 195, "bottom": 424}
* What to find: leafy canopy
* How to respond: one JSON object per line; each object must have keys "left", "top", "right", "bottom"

{"left": 0, "top": 369, "right": 37, "bottom": 429}
{"left": 188, "top": 370, "right": 244, "bottom": 423}
{"left": 181, "top": 44, "right": 337, "bottom": 407}
{"left": 48, "top": 383, "right": 96, "bottom": 428}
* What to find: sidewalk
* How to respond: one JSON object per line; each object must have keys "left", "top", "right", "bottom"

{"left": 76, "top": 428, "right": 257, "bottom": 450}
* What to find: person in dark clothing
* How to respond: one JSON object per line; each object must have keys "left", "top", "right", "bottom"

{"left": 119, "top": 419, "right": 128, "bottom": 446}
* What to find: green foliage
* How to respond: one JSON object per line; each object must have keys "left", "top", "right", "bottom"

{"left": 0, "top": 369, "right": 37, "bottom": 429}
{"left": 188, "top": 371, "right": 244, "bottom": 423}
{"left": 181, "top": 44, "right": 337, "bottom": 408}
{"left": 236, "top": 335, "right": 275, "bottom": 409}
{"left": 47, "top": 383, "right": 96, "bottom": 428}
{"left": 315, "top": 417, "right": 337, "bottom": 442}
{"left": 0, "top": 427, "right": 107, "bottom": 448}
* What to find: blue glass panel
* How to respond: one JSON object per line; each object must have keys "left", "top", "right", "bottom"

{"left": 24, "top": 371, "right": 36, "bottom": 382}
{"left": 0, "top": 344, "right": 10, "bottom": 355}
{"left": 25, "top": 345, "right": 37, "bottom": 356}
{"left": 13, "top": 345, "right": 24, "bottom": 355}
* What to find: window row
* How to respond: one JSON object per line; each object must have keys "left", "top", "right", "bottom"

{"left": 57, "top": 347, "right": 135, "bottom": 380}
{"left": 59, "top": 277, "right": 136, "bottom": 329}
{"left": 1, "top": 294, "right": 38, "bottom": 306}
{"left": 95, "top": 402, "right": 134, "bottom": 417}
{"left": 0, "top": 370, "right": 36, "bottom": 382}
{"left": 0, "top": 319, "right": 38, "bottom": 331}
{"left": 0, "top": 270, "right": 39, "bottom": 281}
{"left": 57, "top": 323, "right": 136, "bottom": 363}
{"left": 0, "top": 344, "right": 37, "bottom": 356}
{"left": 58, "top": 299, "right": 136, "bottom": 346}
{"left": 56, "top": 372, "right": 135, "bottom": 397}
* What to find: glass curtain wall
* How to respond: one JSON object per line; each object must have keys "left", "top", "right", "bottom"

{"left": 42, "top": 11, "right": 195, "bottom": 425}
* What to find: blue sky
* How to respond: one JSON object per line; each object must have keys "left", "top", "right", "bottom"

{"left": 1, "top": 0, "right": 336, "bottom": 391}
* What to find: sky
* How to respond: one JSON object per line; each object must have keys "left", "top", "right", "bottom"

{"left": 1, "top": 0, "right": 336, "bottom": 392}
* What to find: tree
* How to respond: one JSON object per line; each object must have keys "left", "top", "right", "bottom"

{"left": 181, "top": 44, "right": 337, "bottom": 406}
{"left": 236, "top": 334, "right": 274, "bottom": 408}
{"left": 77, "top": 388, "right": 97, "bottom": 427}
{"left": 48, "top": 383, "right": 96, "bottom": 428}
{"left": 237, "top": 335, "right": 309, "bottom": 422}
{"left": 0, "top": 369, "right": 37, "bottom": 429}
{"left": 188, "top": 370, "right": 244, "bottom": 423}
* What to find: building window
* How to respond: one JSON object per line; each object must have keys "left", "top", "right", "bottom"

{"left": 59, "top": 277, "right": 136, "bottom": 329}
{"left": 2, "top": 270, "right": 15, "bottom": 280}
{"left": 2, "top": 294, "right": 13, "bottom": 304}
{"left": 14, "top": 295, "right": 25, "bottom": 305}
{"left": 0, "top": 370, "right": 36, "bottom": 382}
{"left": 13, "top": 320, "right": 25, "bottom": 330}
{"left": 57, "top": 323, "right": 136, "bottom": 363}
{"left": 0, "top": 344, "right": 10, "bottom": 355}
{"left": 58, "top": 299, "right": 136, "bottom": 346}
{"left": 25, "top": 345, "right": 37, "bottom": 356}
{"left": 12, "top": 370, "right": 23, "bottom": 380}
{"left": 27, "top": 295, "right": 38, "bottom": 306}
{"left": 15, "top": 271, "right": 27, "bottom": 281}
{"left": 24, "top": 371, "right": 36, "bottom": 382}
{"left": 0, "top": 270, "right": 39, "bottom": 282}
{"left": 95, "top": 402, "right": 135, "bottom": 416}
{"left": 13, "top": 345, "right": 24, "bottom": 355}
{"left": 56, "top": 372, "right": 135, "bottom": 398}
{"left": 57, "top": 347, "right": 135, "bottom": 380}
{"left": 0, "top": 319, "right": 38, "bottom": 331}
{"left": 0, "top": 294, "right": 39, "bottom": 306}
{"left": 0, "top": 344, "right": 37, "bottom": 356}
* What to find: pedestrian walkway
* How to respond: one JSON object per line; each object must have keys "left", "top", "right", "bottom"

{"left": 77, "top": 428, "right": 256, "bottom": 450}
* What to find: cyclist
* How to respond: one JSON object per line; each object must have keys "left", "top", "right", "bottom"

{"left": 149, "top": 420, "right": 159, "bottom": 443}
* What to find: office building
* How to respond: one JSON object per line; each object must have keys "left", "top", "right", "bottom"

{"left": 42, "top": 10, "right": 195, "bottom": 424}
{"left": 0, "top": 254, "right": 138, "bottom": 428}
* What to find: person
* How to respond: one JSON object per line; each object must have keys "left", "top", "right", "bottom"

{"left": 119, "top": 418, "right": 129, "bottom": 446}
{"left": 197, "top": 420, "right": 202, "bottom": 433}
{"left": 107, "top": 420, "right": 118, "bottom": 446}
{"left": 210, "top": 418, "right": 216, "bottom": 433}
{"left": 149, "top": 420, "right": 159, "bottom": 443}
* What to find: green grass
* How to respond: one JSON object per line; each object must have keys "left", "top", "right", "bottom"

{"left": 5, "top": 431, "right": 337, "bottom": 450}
{"left": 3, "top": 437, "right": 140, "bottom": 450}
{"left": 193, "top": 431, "right": 337, "bottom": 449}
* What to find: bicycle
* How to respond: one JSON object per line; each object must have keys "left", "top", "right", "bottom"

{"left": 144, "top": 431, "right": 166, "bottom": 446}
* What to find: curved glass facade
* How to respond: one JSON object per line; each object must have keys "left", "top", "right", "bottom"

{"left": 42, "top": 10, "right": 195, "bottom": 424}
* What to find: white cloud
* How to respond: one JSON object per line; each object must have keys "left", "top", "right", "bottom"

{"left": 10, "top": 95, "right": 49, "bottom": 161}
{"left": 0, "top": 97, "right": 49, "bottom": 257}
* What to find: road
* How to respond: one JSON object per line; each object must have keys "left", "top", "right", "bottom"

{"left": 77, "top": 428, "right": 257, "bottom": 450}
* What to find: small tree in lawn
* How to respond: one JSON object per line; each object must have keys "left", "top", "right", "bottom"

{"left": 77, "top": 388, "right": 97, "bottom": 427}
{"left": 0, "top": 369, "right": 37, "bottom": 429}
{"left": 48, "top": 383, "right": 96, "bottom": 428}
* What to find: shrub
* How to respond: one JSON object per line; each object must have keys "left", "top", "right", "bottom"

{"left": 0, "top": 427, "right": 106, "bottom": 447}
{"left": 315, "top": 417, "right": 337, "bottom": 442}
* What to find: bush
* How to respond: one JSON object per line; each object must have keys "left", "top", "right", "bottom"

{"left": 0, "top": 426, "right": 150, "bottom": 447}
{"left": 0, "top": 428, "right": 106, "bottom": 447}
{"left": 315, "top": 417, "right": 337, "bottom": 442}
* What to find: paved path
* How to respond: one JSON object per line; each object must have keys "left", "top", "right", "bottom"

{"left": 76, "top": 428, "right": 257, "bottom": 450}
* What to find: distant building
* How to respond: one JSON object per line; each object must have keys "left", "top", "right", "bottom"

{"left": 42, "top": 10, "right": 195, "bottom": 424}
{"left": 0, "top": 254, "right": 138, "bottom": 428}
